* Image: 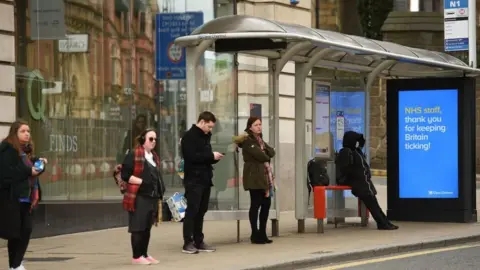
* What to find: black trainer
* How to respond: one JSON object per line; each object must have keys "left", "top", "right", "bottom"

{"left": 195, "top": 242, "right": 216, "bottom": 252}
{"left": 377, "top": 223, "right": 399, "bottom": 230}
{"left": 182, "top": 242, "right": 199, "bottom": 254}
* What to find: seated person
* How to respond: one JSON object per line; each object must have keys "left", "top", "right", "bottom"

{"left": 336, "top": 131, "right": 398, "bottom": 230}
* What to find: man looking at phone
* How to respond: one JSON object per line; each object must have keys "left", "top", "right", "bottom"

{"left": 180, "top": 111, "right": 224, "bottom": 254}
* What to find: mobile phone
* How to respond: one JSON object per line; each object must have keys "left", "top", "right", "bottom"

{"left": 33, "top": 160, "right": 45, "bottom": 172}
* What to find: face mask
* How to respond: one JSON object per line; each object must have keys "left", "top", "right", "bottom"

{"left": 355, "top": 141, "right": 359, "bottom": 148}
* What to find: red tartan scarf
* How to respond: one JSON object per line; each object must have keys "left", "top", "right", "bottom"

{"left": 122, "top": 146, "right": 161, "bottom": 212}
{"left": 254, "top": 135, "right": 275, "bottom": 198}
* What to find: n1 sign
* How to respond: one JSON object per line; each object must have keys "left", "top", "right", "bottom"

{"left": 398, "top": 89, "right": 459, "bottom": 199}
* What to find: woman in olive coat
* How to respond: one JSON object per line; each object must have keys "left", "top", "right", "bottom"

{"left": 234, "top": 117, "right": 275, "bottom": 244}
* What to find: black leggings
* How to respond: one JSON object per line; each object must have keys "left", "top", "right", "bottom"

{"left": 8, "top": 203, "right": 33, "bottom": 269}
{"left": 131, "top": 229, "right": 151, "bottom": 259}
{"left": 248, "top": 189, "right": 271, "bottom": 235}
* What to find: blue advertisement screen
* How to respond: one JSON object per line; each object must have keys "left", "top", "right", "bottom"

{"left": 398, "top": 89, "right": 459, "bottom": 199}
{"left": 330, "top": 91, "right": 365, "bottom": 152}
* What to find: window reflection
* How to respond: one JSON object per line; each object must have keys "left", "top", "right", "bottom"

{"left": 15, "top": 0, "right": 235, "bottom": 202}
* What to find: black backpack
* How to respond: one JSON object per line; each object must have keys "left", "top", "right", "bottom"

{"left": 307, "top": 158, "right": 330, "bottom": 204}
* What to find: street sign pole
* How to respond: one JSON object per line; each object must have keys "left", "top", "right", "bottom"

{"left": 468, "top": 0, "right": 477, "bottom": 68}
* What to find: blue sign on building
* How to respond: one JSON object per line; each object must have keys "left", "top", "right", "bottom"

{"left": 155, "top": 12, "right": 204, "bottom": 80}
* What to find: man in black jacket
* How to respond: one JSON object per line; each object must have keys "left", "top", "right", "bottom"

{"left": 181, "top": 111, "right": 224, "bottom": 254}
{"left": 336, "top": 131, "right": 398, "bottom": 230}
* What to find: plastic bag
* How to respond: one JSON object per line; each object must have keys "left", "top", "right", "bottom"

{"left": 166, "top": 192, "right": 187, "bottom": 222}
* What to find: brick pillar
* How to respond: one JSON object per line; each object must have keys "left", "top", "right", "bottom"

{"left": 0, "top": 0, "right": 15, "bottom": 137}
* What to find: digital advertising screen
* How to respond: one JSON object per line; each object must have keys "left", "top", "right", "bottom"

{"left": 329, "top": 91, "right": 365, "bottom": 152}
{"left": 398, "top": 89, "right": 459, "bottom": 199}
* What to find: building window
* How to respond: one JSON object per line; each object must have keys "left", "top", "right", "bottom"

{"left": 111, "top": 45, "right": 118, "bottom": 85}
{"left": 140, "top": 12, "right": 146, "bottom": 34}
{"left": 139, "top": 58, "right": 144, "bottom": 93}
{"left": 123, "top": 12, "right": 129, "bottom": 34}
{"left": 124, "top": 58, "right": 132, "bottom": 87}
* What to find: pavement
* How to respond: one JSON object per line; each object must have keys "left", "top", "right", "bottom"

{"left": 2, "top": 183, "right": 480, "bottom": 270}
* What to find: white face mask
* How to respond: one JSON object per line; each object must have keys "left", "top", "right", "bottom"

{"left": 355, "top": 141, "right": 359, "bottom": 148}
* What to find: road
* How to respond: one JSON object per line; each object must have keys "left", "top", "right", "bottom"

{"left": 310, "top": 242, "right": 480, "bottom": 270}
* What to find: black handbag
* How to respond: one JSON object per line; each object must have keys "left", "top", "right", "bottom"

{"left": 0, "top": 189, "right": 21, "bottom": 240}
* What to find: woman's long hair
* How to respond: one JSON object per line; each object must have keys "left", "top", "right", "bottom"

{"left": 2, "top": 120, "right": 34, "bottom": 156}
{"left": 245, "top": 116, "right": 262, "bottom": 137}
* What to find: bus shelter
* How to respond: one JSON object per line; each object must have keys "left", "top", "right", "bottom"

{"left": 174, "top": 15, "right": 480, "bottom": 236}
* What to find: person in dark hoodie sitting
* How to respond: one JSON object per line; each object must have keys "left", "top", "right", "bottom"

{"left": 336, "top": 131, "right": 398, "bottom": 230}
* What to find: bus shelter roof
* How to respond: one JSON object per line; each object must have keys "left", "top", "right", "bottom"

{"left": 175, "top": 15, "right": 480, "bottom": 78}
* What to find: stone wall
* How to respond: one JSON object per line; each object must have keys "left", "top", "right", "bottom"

{"left": 371, "top": 12, "right": 446, "bottom": 169}
{"left": 238, "top": 0, "right": 313, "bottom": 211}
{"left": 374, "top": 11, "right": 480, "bottom": 171}
{"left": 0, "top": 0, "right": 15, "bottom": 138}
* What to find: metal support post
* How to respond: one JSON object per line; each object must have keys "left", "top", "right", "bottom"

{"left": 295, "top": 63, "right": 307, "bottom": 232}
{"left": 269, "top": 42, "right": 311, "bottom": 236}
{"left": 294, "top": 48, "right": 333, "bottom": 233}
{"left": 268, "top": 59, "right": 281, "bottom": 236}
{"left": 185, "top": 40, "right": 213, "bottom": 127}
{"left": 469, "top": 0, "right": 477, "bottom": 68}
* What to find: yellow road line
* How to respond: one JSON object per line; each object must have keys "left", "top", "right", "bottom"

{"left": 313, "top": 242, "right": 480, "bottom": 270}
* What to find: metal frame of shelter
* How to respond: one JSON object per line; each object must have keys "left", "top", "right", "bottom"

{"left": 175, "top": 15, "right": 480, "bottom": 236}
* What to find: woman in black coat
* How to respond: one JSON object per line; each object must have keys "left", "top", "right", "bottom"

{"left": 121, "top": 128, "right": 165, "bottom": 265}
{"left": 336, "top": 131, "right": 398, "bottom": 230}
{"left": 0, "top": 120, "right": 47, "bottom": 270}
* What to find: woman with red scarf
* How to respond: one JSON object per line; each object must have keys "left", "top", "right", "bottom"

{"left": 121, "top": 128, "right": 165, "bottom": 265}
{"left": 0, "top": 120, "right": 47, "bottom": 270}
{"left": 234, "top": 117, "right": 276, "bottom": 245}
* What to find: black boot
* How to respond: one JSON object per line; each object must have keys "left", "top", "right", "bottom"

{"left": 250, "top": 230, "right": 266, "bottom": 244}
{"left": 377, "top": 222, "right": 399, "bottom": 230}
{"left": 259, "top": 230, "right": 273, "bottom": 244}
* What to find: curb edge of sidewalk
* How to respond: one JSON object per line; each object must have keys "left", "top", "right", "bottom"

{"left": 242, "top": 234, "right": 480, "bottom": 270}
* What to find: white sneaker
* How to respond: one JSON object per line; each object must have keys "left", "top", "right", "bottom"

{"left": 132, "top": 256, "right": 151, "bottom": 265}
{"left": 12, "top": 265, "right": 26, "bottom": 270}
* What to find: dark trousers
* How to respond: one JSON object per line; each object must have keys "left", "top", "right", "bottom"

{"left": 183, "top": 184, "right": 211, "bottom": 245}
{"left": 249, "top": 189, "right": 271, "bottom": 236}
{"left": 8, "top": 203, "right": 32, "bottom": 269}
{"left": 359, "top": 195, "right": 389, "bottom": 226}
{"left": 131, "top": 228, "right": 151, "bottom": 259}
